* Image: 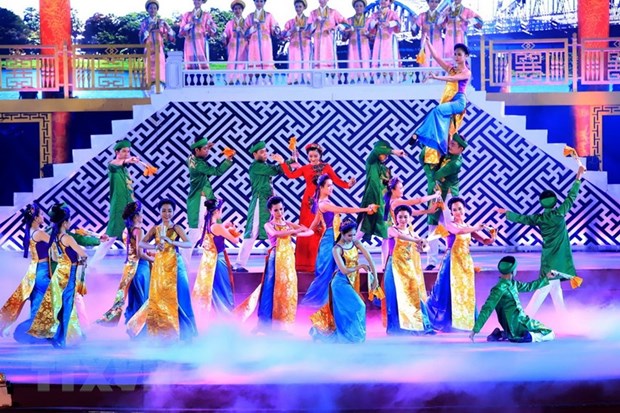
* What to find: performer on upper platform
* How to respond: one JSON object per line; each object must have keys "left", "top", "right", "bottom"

{"left": 234, "top": 141, "right": 283, "bottom": 272}
{"left": 470, "top": 256, "right": 558, "bottom": 343}
{"left": 140, "top": 0, "right": 175, "bottom": 89}
{"left": 283, "top": 0, "right": 312, "bottom": 84}
{"left": 185, "top": 136, "right": 234, "bottom": 266}
{"left": 193, "top": 199, "right": 240, "bottom": 318}
{"left": 309, "top": 0, "right": 346, "bottom": 69}
{"left": 310, "top": 218, "right": 379, "bottom": 343}
{"left": 426, "top": 197, "right": 495, "bottom": 332}
{"left": 223, "top": 0, "right": 248, "bottom": 83}
{"left": 369, "top": 0, "right": 401, "bottom": 70}
{"left": 495, "top": 165, "right": 586, "bottom": 316}
{"left": 91, "top": 139, "right": 139, "bottom": 265}
{"left": 276, "top": 142, "right": 354, "bottom": 272}
{"left": 302, "top": 174, "right": 376, "bottom": 307}
{"left": 97, "top": 201, "right": 153, "bottom": 327}
{"left": 127, "top": 199, "right": 197, "bottom": 342}
{"left": 245, "top": 0, "right": 280, "bottom": 70}
{"left": 0, "top": 204, "right": 50, "bottom": 342}
{"left": 383, "top": 205, "right": 434, "bottom": 335}
{"left": 441, "top": 0, "right": 482, "bottom": 61}
{"left": 344, "top": 0, "right": 372, "bottom": 82}
{"left": 180, "top": 0, "right": 218, "bottom": 70}
{"left": 413, "top": 0, "right": 444, "bottom": 67}
{"left": 235, "top": 196, "right": 313, "bottom": 332}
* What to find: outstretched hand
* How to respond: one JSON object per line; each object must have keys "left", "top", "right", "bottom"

{"left": 271, "top": 154, "right": 285, "bottom": 163}
{"left": 577, "top": 164, "right": 586, "bottom": 180}
{"left": 494, "top": 207, "right": 507, "bottom": 214}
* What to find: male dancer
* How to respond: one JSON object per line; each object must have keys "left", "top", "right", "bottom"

{"left": 233, "top": 141, "right": 283, "bottom": 272}
{"left": 185, "top": 136, "right": 234, "bottom": 266}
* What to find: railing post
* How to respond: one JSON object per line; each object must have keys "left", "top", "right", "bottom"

{"left": 480, "top": 35, "right": 486, "bottom": 92}
{"left": 155, "top": 38, "right": 161, "bottom": 94}
{"left": 165, "top": 51, "right": 183, "bottom": 89}
{"left": 571, "top": 33, "right": 578, "bottom": 92}
{"left": 63, "top": 42, "right": 69, "bottom": 98}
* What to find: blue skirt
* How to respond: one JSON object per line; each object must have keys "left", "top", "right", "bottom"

{"left": 51, "top": 264, "right": 78, "bottom": 348}
{"left": 211, "top": 251, "right": 235, "bottom": 314}
{"left": 176, "top": 254, "right": 198, "bottom": 341}
{"left": 124, "top": 259, "right": 151, "bottom": 323}
{"left": 416, "top": 93, "right": 467, "bottom": 155}
{"left": 13, "top": 262, "right": 51, "bottom": 344}
{"left": 257, "top": 251, "right": 276, "bottom": 328}
{"left": 302, "top": 228, "right": 336, "bottom": 307}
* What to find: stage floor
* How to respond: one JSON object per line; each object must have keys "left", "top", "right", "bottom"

{"left": 1, "top": 250, "right": 619, "bottom": 411}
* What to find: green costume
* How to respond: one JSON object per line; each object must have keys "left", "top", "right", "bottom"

{"left": 105, "top": 163, "right": 134, "bottom": 238}
{"left": 427, "top": 152, "right": 463, "bottom": 225}
{"left": 358, "top": 141, "right": 393, "bottom": 239}
{"left": 186, "top": 155, "right": 233, "bottom": 229}
{"left": 506, "top": 180, "right": 581, "bottom": 278}
{"left": 243, "top": 160, "right": 282, "bottom": 240}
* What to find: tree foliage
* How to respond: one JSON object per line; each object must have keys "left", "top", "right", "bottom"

{"left": 0, "top": 7, "right": 30, "bottom": 48}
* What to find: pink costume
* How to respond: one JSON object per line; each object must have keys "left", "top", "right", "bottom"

{"left": 179, "top": 8, "right": 217, "bottom": 69}
{"left": 369, "top": 8, "right": 401, "bottom": 68}
{"left": 442, "top": 4, "right": 478, "bottom": 60}
{"left": 346, "top": 13, "right": 372, "bottom": 78}
{"left": 308, "top": 6, "right": 346, "bottom": 69}
{"left": 140, "top": 16, "right": 174, "bottom": 85}
{"left": 224, "top": 16, "right": 248, "bottom": 82}
{"left": 415, "top": 10, "right": 444, "bottom": 67}
{"left": 244, "top": 9, "right": 280, "bottom": 70}
{"left": 284, "top": 14, "right": 312, "bottom": 83}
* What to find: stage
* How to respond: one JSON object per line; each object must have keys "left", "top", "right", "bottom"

{"left": 1, "top": 250, "right": 619, "bottom": 412}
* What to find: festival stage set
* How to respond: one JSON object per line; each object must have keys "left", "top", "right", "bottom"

{"left": 1, "top": 0, "right": 620, "bottom": 411}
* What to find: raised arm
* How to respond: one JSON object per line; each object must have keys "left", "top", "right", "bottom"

{"left": 324, "top": 164, "right": 353, "bottom": 189}
{"left": 279, "top": 161, "right": 305, "bottom": 179}
{"left": 166, "top": 225, "right": 193, "bottom": 248}
{"left": 441, "top": 206, "right": 484, "bottom": 235}
{"left": 264, "top": 222, "right": 305, "bottom": 239}
{"left": 320, "top": 200, "right": 374, "bottom": 215}
{"left": 425, "top": 37, "right": 451, "bottom": 72}
{"left": 472, "top": 283, "right": 507, "bottom": 335}
{"left": 355, "top": 241, "right": 378, "bottom": 290}
{"left": 212, "top": 223, "right": 240, "bottom": 244}
{"left": 557, "top": 178, "right": 582, "bottom": 216}
{"left": 388, "top": 226, "right": 422, "bottom": 243}
{"left": 139, "top": 226, "right": 157, "bottom": 249}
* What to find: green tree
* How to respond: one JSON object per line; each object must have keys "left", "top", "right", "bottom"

{"left": 23, "top": 7, "right": 39, "bottom": 44}
{"left": 71, "top": 8, "right": 84, "bottom": 42}
{"left": 0, "top": 7, "right": 30, "bottom": 48}
{"left": 82, "top": 13, "right": 121, "bottom": 45}
{"left": 207, "top": 8, "right": 233, "bottom": 61}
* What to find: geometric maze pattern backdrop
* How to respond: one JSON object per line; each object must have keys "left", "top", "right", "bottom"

{"left": 1, "top": 99, "right": 620, "bottom": 250}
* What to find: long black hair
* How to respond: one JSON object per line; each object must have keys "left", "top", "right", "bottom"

{"left": 200, "top": 198, "right": 223, "bottom": 246}
{"left": 383, "top": 176, "right": 401, "bottom": 221}
{"left": 311, "top": 174, "right": 330, "bottom": 214}
{"left": 48, "top": 203, "right": 71, "bottom": 254}
{"left": 335, "top": 217, "right": 357, "bottom": 243}
{"left": 122, "top": 201, "right": 142, "bottom": 252}
{"left": 22, "top": 203, "right": 41, "bottom": 258}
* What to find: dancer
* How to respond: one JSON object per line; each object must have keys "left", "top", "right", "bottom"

{"left": 276, "top": 142, "right": 354, "bottom": 272}
{"left": 127, "top": 199, "right": 197, "bottom": 342}
{"left": 28, "top": 203, "right": 88, "bottom": 348}
{"left": 0, "top": 204, "right": 50, "bottom": 342}
{"left": 384, "top": 205, "right": 434, "bottom": 335}
{"left": 283, "top": 0, "right": 312, "bottom": 84}
{"left": 302, "top": 174, "right": 376, "bottom": 307}
{"left": 223, "top": 0, "right": 248, "bottom": 84}
{"left": 412, "top": 40, "right": 470, "bottom": 156}
{"left": 344, "top": 0, "right": 372, "bottom": 82}
{"left": 235, "top": 196, "right": 313, "bottom": 332}
{"left": 97, "top": 201, "right": 153, "bottom": 326}
{"left": 185, "top": 136, "right": 234, "bottom": 266}
{"left": 309, "top": 0, "right": 346, "bottom": 69}
{"left": 140, "top": 0, "right": 175, "bottom": 89}
{"left": 469, "top": 256, "right": 559, "bottom": 343}
{"left": 233, "top": 141, "right": 283, "bottom": 272}
{"left": 91, "top": 139, "right": 139, "bottom": 265}
{"left": 180, "top": 0, "right": 218, "bottom": 70}
{"left": 495, "top": 164, "right": 586, "bottom": 315}
{"left": 369, "top": 0, "right": 401, "bottom": 73}
{"left": 193, "top": 199, "right": 240, "bottom": 317}
{"left": 357, "top": 140, "right": 406, "bottom": 243}
{"left": 245, "top": 0, "right": 280, "bottom": 71}
{"left": 441, "top": 0, "right": 482, "bottom": 61}
{"left": 309, "top": 218, "right": 379, "bottom": 343}
{"left": 413, "top": 0, "right": 444, "bottom": 67}
{"left": 426, "top": 197, "right": 495, "bottom": 332}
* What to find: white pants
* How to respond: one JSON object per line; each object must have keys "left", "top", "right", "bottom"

{"left": 525, "top": 279, "right": 566, "bottom": 316}
{"left": 182, "top": 196, "right": 207, "bottom": 268}
{"left": 235, "top": 202, "right": 260, "bottom": 268}
{"left": 425, "top": 225, "right": 441, "bottom": 267}
{"left": 90, "top": 237, "right": 117, "bottom": 268}
{"left": 531, "top": 330, "right": 556, "bottom": 342}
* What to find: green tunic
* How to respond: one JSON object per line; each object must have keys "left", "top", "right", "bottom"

{"left": 243, "top": 161, "right": 282, "bottom": 240}
{"left": 427, "top": 152, "right": 463, "bottom": 225}
{"left": 358, "top": 145, "right": 392, "bottom": 239}
{"left": 186, "top": 155, "right": 233, "bottom": 229}
{"left": 106, "top": 163, "right": 134, "bottom": 238}
{"left": 473, "top": 276, "right": 552, "bottom": 340}
{"left": 506, "top": 180, "right": 581, "bottom": 278}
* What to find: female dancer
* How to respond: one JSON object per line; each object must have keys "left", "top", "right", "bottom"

{"left": 344, "top": 0, "right": 372, "bottom": 82}
{"left": 28, "top": 203, "right": 88, "bottom": 348}
{"left": 235, "top": 196, "right": 313, "bottom": 332}
{"left": 0, "top": 204, "right": 50, "bottom": 342}
{"left": 244, "top": 0, "right": 280, "bottom": 71}
{"left": 126, "top": 199, "right": 197, "bottom": 342}
{"left": 310, "top": 218, "right": 379, "bottom": 343}
{"left": 369, "top": 0, "right": 401, "bottom": 71}
{"left": 193, "top": 199, "right": 240, "bottom": 317}
{"left": 308, "top": 0, "right": 346, "bottom": 69}
{"left": 275, "top": 143, "right": 354, "bottom": 272}
{"left": 412, "top": 40, "right": 471, "bottom": 156}
{"left": 97, "top": 201, "right": 153, "bottom": 326}
{"left": 383, "top": 205, "right": 434, "bottom": 335}
{"left": 283, "top": 0, "right": 312, "bottom": 84}
{"left": 413, "top": 0, "right": 444, "bottom": 67}
{"left": 426, "top": 197, "right": 495, "bottom": 331}
{"left": 140, "top": 0, "right": 175, "bottom": 89}
{"left": 223, "top": 0, "right": 248, "bottom": 84}
{"left": 302, "top": 174, "right": 376, "bottom": 307}
{"left": 180, "top": 0, "right": 217, "bottom": 70}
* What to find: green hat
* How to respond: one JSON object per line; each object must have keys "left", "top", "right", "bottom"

{"left": 452, "top": 133, "right": 468, "bottom": 149}
{"left": 249, "top": 141, "right": 266, "bottom": 154}
{"left": 374, "top": 140, "right": 392, "bottom": 156}
{"left": 191, "top": 137, "right": 209, "bottom": 151}
{"left": 539, "top": 190, "right": 557, "bottom": 209}
{"left": 113, "top": 139, "right": 131, "bottom": 151}
{"left": 497, "top": 256, "right": 517, "bottom": 275}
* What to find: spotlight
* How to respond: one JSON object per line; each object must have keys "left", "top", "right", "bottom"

{"left": 0, "top": 373, "right": 12, "bottom": 408}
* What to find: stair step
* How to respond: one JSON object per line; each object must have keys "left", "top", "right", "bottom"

{"left": 91, "top": 134, "right": 116, "bottom": 151}
{"left": 111, "top": 119, "right": 136, "bottom": 136}
{"left": 33, "top": 177, "right": 56, "bottom": 194}
{"left": 52, "top": 163, "right": 76, "bottom": 177}
{"left": 13, "top": 192, "right": 34, "bottom": 207}
{"left": 608, "top": 184, "right": 620, "bottom": 201}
